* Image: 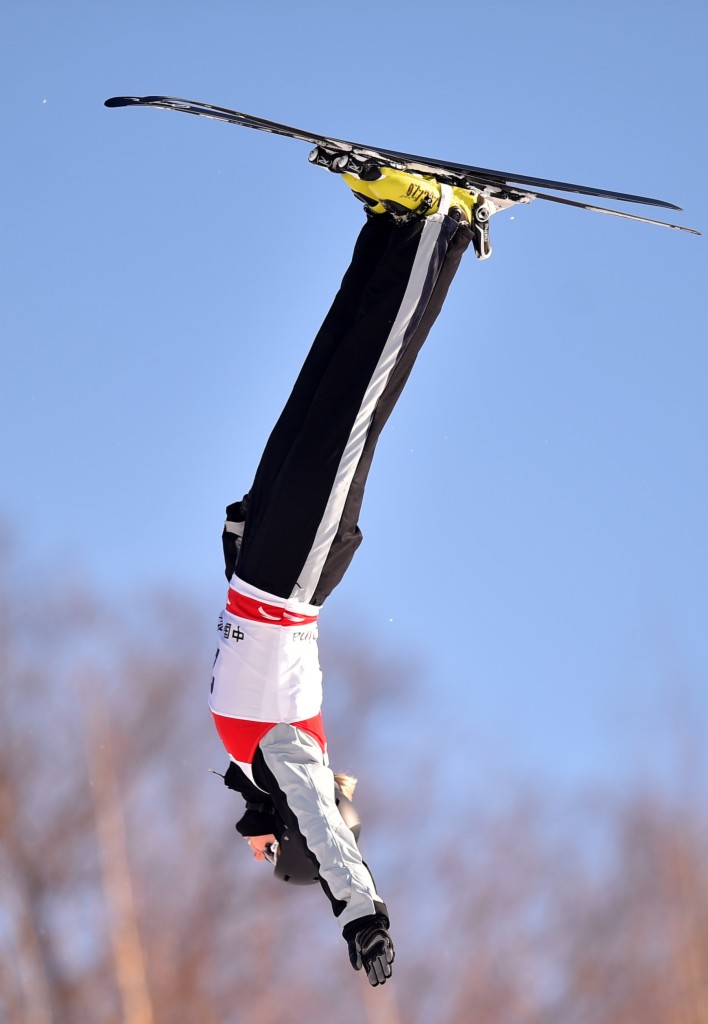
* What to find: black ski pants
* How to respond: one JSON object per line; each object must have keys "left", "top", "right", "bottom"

{"left": 228, "top": 210, "right": 472, "bottom": 606}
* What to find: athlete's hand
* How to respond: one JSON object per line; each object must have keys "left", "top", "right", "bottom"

{"left": 244, "top": 834, "right": 277, "bottom": 862}
{"left": 347, "top": 920, "right": 395, "bottom": 986}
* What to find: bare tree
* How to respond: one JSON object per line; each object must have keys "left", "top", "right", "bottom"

{"left": 2, "top": 533, "right": 708, "bottom": 1024}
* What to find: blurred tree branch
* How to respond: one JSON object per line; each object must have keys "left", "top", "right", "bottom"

{"left": 1, "top": 533, "right": 707, "bottom": 1022}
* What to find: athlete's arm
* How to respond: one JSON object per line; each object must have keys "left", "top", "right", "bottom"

{"left": 253, "top": 724, "right": 389, "bottom": 929}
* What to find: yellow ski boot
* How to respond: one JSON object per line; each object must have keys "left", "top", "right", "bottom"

{"left": 343, "top": 166, "right": 478, "bottom": 225}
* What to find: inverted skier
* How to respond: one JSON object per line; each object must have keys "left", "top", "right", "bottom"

{"left": 210, "top": 166, "right": 480, "bottom": 987}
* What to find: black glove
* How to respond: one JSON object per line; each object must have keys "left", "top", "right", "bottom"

{"left": 346, "top": 918, "right": 395, "bottom": 987}
{"left": 222, "top": 494, "right": 249, "bottom": 580}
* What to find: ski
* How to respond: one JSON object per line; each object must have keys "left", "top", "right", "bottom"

{"left": 104, "top": 95, "right": 701, "bottom": 244}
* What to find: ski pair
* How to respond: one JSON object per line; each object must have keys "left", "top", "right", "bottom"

{"left": 105, "top": 94, "right": 701, "bottom": 255}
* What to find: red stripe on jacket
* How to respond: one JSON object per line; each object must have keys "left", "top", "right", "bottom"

{"left": 226, "top": 588, "right": 319, "bottom": 626}
{"left": 212, "top": 711, "right": 327, "bottom": 764}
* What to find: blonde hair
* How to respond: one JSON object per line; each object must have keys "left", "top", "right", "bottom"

{"left": 333, "top": 772, "right": 357, "bottom": 801}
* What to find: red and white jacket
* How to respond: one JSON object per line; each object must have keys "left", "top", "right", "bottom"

{"left": 209, "top": 575, "right": 327, "bottom": 782}
{"left": 210, "top": 575, "right": 387, "bottom": 929}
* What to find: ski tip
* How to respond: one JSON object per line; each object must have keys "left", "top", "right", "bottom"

{"left": 105, "top": 95, "right": 179, "bottom": 110}
{"left": 105, "top": 96, "right": 161, "bottom": 108}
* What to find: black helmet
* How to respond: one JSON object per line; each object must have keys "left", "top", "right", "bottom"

{"left": 271, "top": 788, "right": 361, "bottom": 886}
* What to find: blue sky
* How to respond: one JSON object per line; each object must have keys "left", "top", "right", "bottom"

{"left": 3, "top": 0, "right": 707, "bottom": 795}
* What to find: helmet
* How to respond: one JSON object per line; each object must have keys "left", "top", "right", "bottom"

{"left": 272, "top": 788, "right": 361, "bottom": 886}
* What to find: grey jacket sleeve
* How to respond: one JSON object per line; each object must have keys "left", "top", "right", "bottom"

{"left": 258, "top": 724, "right": 386, "bottom": 930}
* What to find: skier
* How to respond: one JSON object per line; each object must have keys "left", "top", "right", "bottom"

{"left": 211, "top": 166, "right": 479, "bottom": 987}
